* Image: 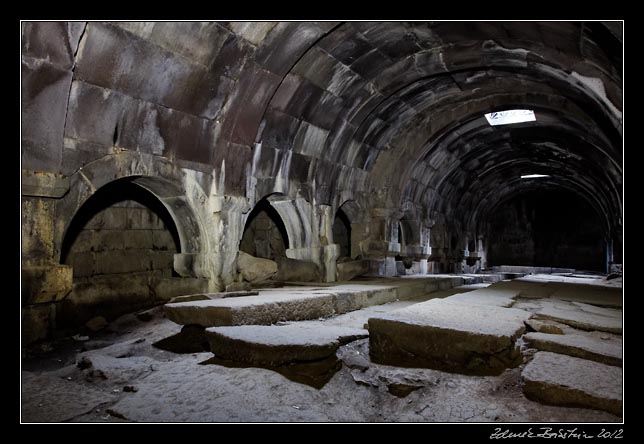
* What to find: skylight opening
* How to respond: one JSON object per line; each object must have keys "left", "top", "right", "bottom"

{"left": 485, "top": 109, "right": 536, "bottom": 126}
{"left": 521, "top": 174, "right": 550, "bottom": 179}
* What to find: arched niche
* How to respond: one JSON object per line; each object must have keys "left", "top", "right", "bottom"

{"left": 239, "top": 198, "right": 290, "bottom": 260}
{"left": 54, "top": 152, "right": 206, "bottom": 266}
{"left": 332, "top": 207, "right": 351, "bottom": 259}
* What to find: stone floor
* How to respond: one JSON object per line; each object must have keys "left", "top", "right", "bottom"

{"left": 21, "top": 273, "right": 623, "bottom": 423}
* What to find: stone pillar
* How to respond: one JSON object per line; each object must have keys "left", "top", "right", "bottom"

{"left": 359, "top": 210, "right": 401, "bottom": 277}
{"left": 22, "top": 170, "right": 74, "bottom": 344}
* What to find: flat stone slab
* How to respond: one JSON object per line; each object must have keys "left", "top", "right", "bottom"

{"left": 368, "top": 299, "right": 532, "bottom": 375}
{"left": 535, "top": 301, "right": 622, "bottom": 334}
{"left": 22, "top": 371, "right": 118, "bottom": 422}
{"left": 164, "top": 280, "right": 452, "bottom": 328}
{"left": 205, "top": 324, "right": 368, "bottom": 366}
{"left": 548, "top": 285, "right": 622, "bottom": 308}
{"left": 523, "top": 332, "right": 622, "bottom": 367}
{"left": 165, "top": 291, "right": 337, "bottom": 327}
{"left": 444, "top": 288, "right": 519, "bottom": 307}
{"left": 522, "top": 352, "right": 622, "bottom": 416}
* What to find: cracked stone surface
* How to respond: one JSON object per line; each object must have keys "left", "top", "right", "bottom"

{"left": 521, "top": 351, "right": 622, "bottom": 417}
{"left": 523, "top": 332, "right": 622, "bottom": 367}
{"left": 535, "top": 300, "right": 622, "bottom": 334}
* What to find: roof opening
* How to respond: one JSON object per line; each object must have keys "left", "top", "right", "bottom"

{"left": 485, "top": 109, "right": 536, "bottom": 126}
{"left": 521, "top": 174, "right": 550, "bottom": 179}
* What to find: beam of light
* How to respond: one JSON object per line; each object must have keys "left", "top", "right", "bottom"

{"left": 485, "top": 109, "right": 536, "bottom": 126}
{"left": 520, "top": 174, "right": 550, "bottom": 179}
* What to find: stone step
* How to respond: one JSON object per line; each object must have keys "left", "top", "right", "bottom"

{"left": 535, "top": 301, "right": 622, "bottom": 334}
{"left": 521, "top": 351, "right": 622, "bottom": 416}
{"left": 164, "top": 277, "right": 465, "bottom": 328}
{"left": 368, "top": 298, "right": 532, "bottom": 375}
{"left": 523, "top": 332, "right": 622, "bottom": 367}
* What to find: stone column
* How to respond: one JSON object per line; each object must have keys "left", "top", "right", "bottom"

{"left": 22, "top": 170, "right": 74, "bottom": 344}
{"left": 359, "top": 209, "right": 401, "bottom": 277}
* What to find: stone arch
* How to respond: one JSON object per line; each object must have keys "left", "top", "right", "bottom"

{"left": 335, "top": 199, "right": 365, "bottom": 259}
{"left": 54, "top": 152, "right": 208, "bottom": 276}
{"left": 332, "top": 207, "right": 352, "bottom": 259}
{"left": 239, "top": 197, "right": 290, "bottom": 260}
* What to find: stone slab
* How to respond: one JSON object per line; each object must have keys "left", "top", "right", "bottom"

{"left": 165, "top": 291, "right": 337, "bottom": 327}
{"left": 523, "top": 332, "right": 622, "bottom": 367}
{"left": 444, "top": 287, "right": 520, "bottom": 307}
{"left": 205, "top": 324, "right": 367, "bottom": 366}
{"left": 369, "top": 299, "right": 532, "bottom": 375}
{"left": 535, "top": 301, "right": 622, "bottom": 334}
{"left": 522, "top": 351, "right": 622, "bottom": 416}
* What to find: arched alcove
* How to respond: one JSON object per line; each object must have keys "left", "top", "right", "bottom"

{"left": 332, "top": 208, "right": 352, "bottom": 259}
{"left": 58, "top": 178, "right": 184, "bottom": 326}
{"left": 239, "top": 199, "right": 290, "bottom": 260}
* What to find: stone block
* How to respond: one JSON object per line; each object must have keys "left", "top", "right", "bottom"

{"left": 369, "top": 299, "right": 532, "bottom": 375}
{"left": 123, "top": 230, "right": 154, "bottom": 250}
{"left": 22, "top": 264, "right": 73, "bottom": 305}
{"left": 274, "top": 257, "right": 321, "bottom": 282}
{"left": 205, "top": 324, "right": 367, "bottom": 366}
{"left": 164, "top": 291, "right": 336, "bottom": 327}
{"left": 523, "top": 332, "right": 621, "bottom": 367}
{"left": 21, "top": 197, "right": 55, "bottom": 262}
{"left": 152, "top": 230, "right": 175, "bottom": 251}
{"left": 522, "top": 352, "right": 622, "bottom": 416}
{"left": 237, "top": 251, "right": 277, "bottom": 283}
{"left": 94, "top": 250, "right": 149, "bottom": 274}
{"left": 21, "top": 170, "right": 70, "bottom": 198}
{"left": 22, "top": 304, "right": 54, "bottom": 344}
{"left": 336, "top": 259, "right": 369, "bottom": 281}
{"left": 21, "top": 58, "right": 72, "bottom": 172}
{"left": 21, "top": 22, "right": 85, "bottom": 70}
{"left": 68, "top": 251, "right": 95, "bottom": 277}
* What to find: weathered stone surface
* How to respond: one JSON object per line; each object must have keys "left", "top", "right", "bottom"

{"left": 336, "top": 259, "right": 370, "bottom": 281}
{"left": 523, "top": 332, "right": 622, "bottom": 367}
{"left": 525, "top": 319, "right": 564, "bottom": 335}
{"left": 22, "top": 304, "right": 53, "bottom": 344}
{"left": 522, "top": 352, "right": 622, "bottom": 416}
{"left": 237, "top": 251, "right": 277, "bottom": 283}
{"left": 205, "top": 324, "right": 367, "bottom": 366}
{"left": 22, "top": 371, "right": 117, "bottom": 422}
{"left": 369, "top": 299, "right": 532, "bottom": 375}
{"left": 22, "top": 197, "right": 55, "bottom": 262}
{"left": 153, "top": 325, "right": 210, "bottom": 353}
{"left": 21, "top": 58, "right": 72, "bottom": 172}
{"left": 22, "top": 265, "right": 73, "bottom": 305}
{"left": 164, "top": 291, "right": 336, "bottom": 327}
{"left": 444, "top": 287, "right": 520, "bottom": 307}
{"left": 85, "top": 316, "right": 108, "bottom": 332}
{"left": 22, "top": 170, "right": 70, "bottom": 198}
{"left": 331, "top": 284, "right": 398, "bottom": 313}
{"left": 21, "top": 22, "right": 86, "bottom": 70}
{"left": 225, "top": 282, "right": 252, "bottom": 292}
{"left": 535, "top": 301, "right": 622, "bottom": 334}
{"left": 274, "top": 257, "right": 321, "bottom": 282}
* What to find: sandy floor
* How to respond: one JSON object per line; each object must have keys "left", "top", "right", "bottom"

{"left": 21, "top": 278, "right": 622, "bottom": 423}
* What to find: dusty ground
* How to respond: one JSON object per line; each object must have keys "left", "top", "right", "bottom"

{"left": 21, "top": 277, "right": 622, "bottom": 423}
